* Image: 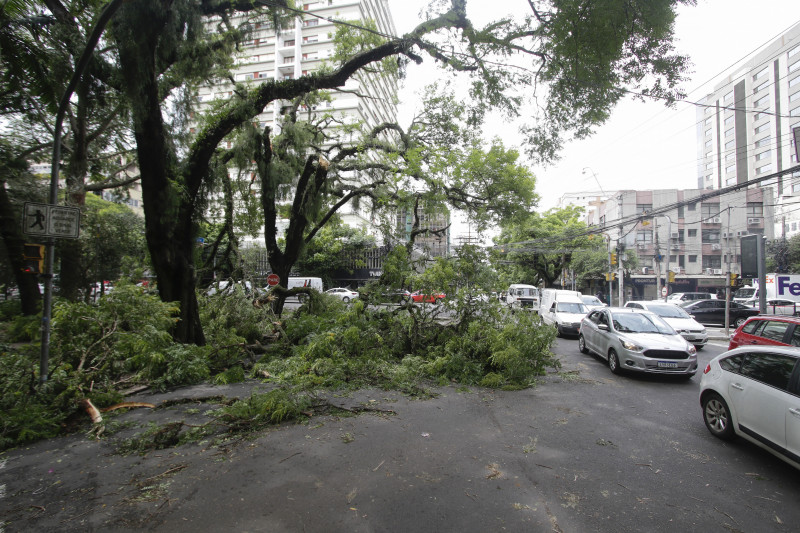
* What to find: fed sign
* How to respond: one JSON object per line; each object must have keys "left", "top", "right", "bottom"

{"left": 777, "top": 275, "right": 800, "bottom": 296}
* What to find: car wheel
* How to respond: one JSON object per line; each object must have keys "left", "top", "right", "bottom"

{"left": 555, "top": 325, "right": 562, "bottom": 338}
{"left": 734, "top": 317, "right": 747, "bottom": 327}
{"left": 342, "top": 296, "right": 350, "bottom": 303}
{"left": 608, "top": 349, "right": 622, "bottom": 375}
{"left": 702, "top": 392, "right": 735, "bottom": 441}
{"left": 578, "top": 334, "right": 589, "bottom": 354}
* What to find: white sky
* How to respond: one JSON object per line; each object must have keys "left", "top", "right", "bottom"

{"left": 389, "top": 0, "right": 800, "bottom": 232}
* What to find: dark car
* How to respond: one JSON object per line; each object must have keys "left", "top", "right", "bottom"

{"left": 682, "top": 299, "right": 759, "bottom": 327}
{"left": 728, "top": 316, "right": 800, "bottom": 350}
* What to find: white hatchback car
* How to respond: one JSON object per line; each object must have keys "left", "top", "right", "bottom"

{"left": 325, "top": 287, "right": 359, "bottom": 303}
{"left": 624, "top": 301, "right": 708, "bottom": 349}
{"left": 700, "top": 346, "right": 800, "bottom": 470}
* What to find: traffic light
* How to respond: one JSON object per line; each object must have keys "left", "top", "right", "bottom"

{"left": 605, "top": 272, "right": 616, "bottom": 281}
{"left": 668, "top": 270, "right": 675, "bottom": 283}
{"left": 610, "top": 252, "right": 617, "bottom": 266}
{"left": 730, "top": 273, "right": 741, "bottom": 287}
{"left": 21, "top": 243, "right": 45, "bottom": 274}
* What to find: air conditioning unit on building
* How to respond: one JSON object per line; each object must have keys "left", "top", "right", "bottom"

{"left": 737, "top": 230, "right": 747, "bottom": 237}
{"left": 711, "top": 243, "right": 721, "bottom": 250}
{"left": 722, "top": 232, "right": 730, "bottom": 238}
{"left": 705, "top": 268, "right": 713, "bottom": 275}
{"left": 747, "top": 217, "right": 762, "bottom": 225}
{"left": 711, "top": 217, "right": 722, "bottom": 223}
{"left": 712, "top": 268, "right": 723, "bottom": 275}
{"left": 670, "top": 232, "right": 679, "bottom": 239}
{"left": 642, "top": 267, "right": 650, "bottom": 274}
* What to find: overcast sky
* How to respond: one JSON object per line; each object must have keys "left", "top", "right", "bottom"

{"left": 389, "top": 0, "right": 800, "bottom": 226}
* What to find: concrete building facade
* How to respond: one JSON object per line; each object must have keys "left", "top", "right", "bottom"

{"left": 696, "top": 22, "right": 800, "bottom": 239}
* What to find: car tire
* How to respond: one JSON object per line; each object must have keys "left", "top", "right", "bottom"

{"left": 608, "top": 349, "right": 622, "bottom": 375}
{"left": 702, "top": 392, "right": 736, "bottom": 441}
{"left": 578, "top": 334, "right": 589, "bottom": 354}
{"left": 555, "top": 325, "right": 562, "bottom": 338}
{"left": 342, "top": 296, "right": 350, "bottom": 303}
{"left": 734, "top": 317, "right": 747, "bottom": 328}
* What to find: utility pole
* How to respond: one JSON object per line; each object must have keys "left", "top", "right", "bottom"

{"left": 655, "top": 218, "right": 661, "bottom": 300}
{"left": 724, "top": 206, "right": 731, "bottom": 337}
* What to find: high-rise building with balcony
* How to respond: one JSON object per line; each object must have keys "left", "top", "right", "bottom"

{"left": 696, "top": 22, "right": 800, "bottom": 239}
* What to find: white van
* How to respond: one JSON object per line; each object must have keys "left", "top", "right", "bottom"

{"left": 287, "top": 277, "right": 323, "bottom": 292}
{"left": 506, "top": 284, "right": 539, "bottom": 310}
{"left": 539, "top": 289, "right": 589, "bottom": 337}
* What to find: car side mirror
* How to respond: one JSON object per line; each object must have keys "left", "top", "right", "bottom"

{"left": 598, "top": 323, "right": 609, "bottom": 331}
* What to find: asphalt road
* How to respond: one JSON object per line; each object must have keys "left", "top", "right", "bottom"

{"left": 2, "top": 336, "right": 799, "bottom": 532}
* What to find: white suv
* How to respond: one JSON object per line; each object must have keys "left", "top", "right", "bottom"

{"left": 700, "top": 346, "right": 800, "bottom": 470}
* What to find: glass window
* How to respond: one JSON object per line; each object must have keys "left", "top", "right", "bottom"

{"left": 705, "top": 116, "right": 713, "bottom": 126}
{"left": 753, "top": 81, "right": 769, "bottom": 93}
{"left": 724, "top": 91, "right": 733, "bottom": 102}
{"left": 636, "top": 203, "right": 653, "bottom": 213}
{"left": 725, "top": 164, "right": 736, "bottom": 174}
{"left": 791, "top": 327, "right": 800, "bottom": 347}
{"left": 758, "top": 321, "right": 790, "bottom": 342}
{"left": 688, "top": 255, "right": 697, "bottom": 263}
{"left": 702, "top": 230, "right": 720, "bottom": 243}
{"left": 725, "top": 127, "right": 735, "bottom": 137}
{"left": 755, "top": 136, "right": 771, "bottom": 148}
{"left": 740, "top": 352, "right": 796, "bottom": 390}
{"left": 688, "top": 203, "right": 696, "bottom": 212}
{"left": 791, "top": 107, "right": 800, "bottom": 117}
{"left": 725, "top": 140, "right": 735, "bottom": 149}
{"left": 754, "top": 123, "right": 770, "bottom": 134}
{"left": 756, "top": 164, "right": 772, "bottom": 175}
{"left": 753, "top": 67, "right": 769, "bottom": 80}
{"left": 724, "top": 115, "right": 734, "bottom": 126}
{"left": 790, "top": 45, "right": 800, "bottom": 58}
{"left": 755, "top": 150, "right": 770, "bottom": 161}
{"left": 790, "top": 91, "right": 800, "bottom": 103}
{"left": 754, "top": 95, "right": 770, "bottom": 107}
{"left": 701, "top": 204, "right": 719, "bottom": 218}
{"left": 720, "top": 354, "right": 743, "bottom": 372}
{"left": 636, "top": 230, "right": 653, "bottom": 243}
{"left": 790, "top": 60, "right": 800, "bottom": 74}
{"left": 688, "top": 229, "right": 697, "bottom": 237}
{"left": 747, "top": 203, "right": 763, "bottom": 217}
{"left": 790, "top": 76, "right": 800, "bottom": 88}
{"left": 741, "top": 319, "right": 762, "bottom": 335}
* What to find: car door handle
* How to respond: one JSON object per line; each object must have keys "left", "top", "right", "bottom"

{"left": 731, "top": 383, "right": 744, "bottom": 391}
{"left": 749, "top": 341, "right": 759, "bottom": 344}
{"left": 790, "top": 408, "right": 800, "bottom": 417}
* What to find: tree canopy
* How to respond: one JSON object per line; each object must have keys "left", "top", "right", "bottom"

{"left": 1, "top": 0, "right": 693, "bottom": 343}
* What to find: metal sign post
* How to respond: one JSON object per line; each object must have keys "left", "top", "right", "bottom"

{"left": 22, "top": 202, "right": 81, "bottom": 384}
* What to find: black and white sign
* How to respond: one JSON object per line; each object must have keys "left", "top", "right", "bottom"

{"left": 22, "top": 202, "right": 81, "bottom": 239}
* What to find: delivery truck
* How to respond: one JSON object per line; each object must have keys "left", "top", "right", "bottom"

{"left": 733, "top": 274, "right": 800, "bottom": 305}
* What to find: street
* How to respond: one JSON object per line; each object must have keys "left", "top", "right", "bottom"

{"left": 2, "top": 333, "right": 799, "bottom": 532}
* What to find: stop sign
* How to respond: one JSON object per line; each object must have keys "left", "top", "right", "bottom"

{"left": 267, "top": 273, "right": 280, "bottom": 287}
{"left": 661, "top": 286, "right": 668, "bottom": 297}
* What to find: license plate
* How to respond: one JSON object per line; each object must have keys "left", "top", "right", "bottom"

{"left": 657, "top": 361, "right": 678, "bottom": 368}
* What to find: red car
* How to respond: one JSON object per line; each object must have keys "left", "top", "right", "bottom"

{"left": 411, "top": 290, "right": 445, "bottom": 303}
{"left": 728, "top": 315, "right": 800, "bottom": 350}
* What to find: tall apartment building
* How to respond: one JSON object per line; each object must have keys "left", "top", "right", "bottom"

{"left": 195, "top": 0, "right": 399, "bottom": 240}
{"left": 696, "top": 22, "right": 800, "bottom": 238}
{"left": 588, "top": 188, "right": 774, "bottom": 300}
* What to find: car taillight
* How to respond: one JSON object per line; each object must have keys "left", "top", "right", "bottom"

{"left": 703, "top": 363, "right": 711, "bottom": 375}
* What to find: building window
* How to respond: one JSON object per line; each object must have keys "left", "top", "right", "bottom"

{"left": 755, "top": 150, "right": 770, "bottom": 161}
{"left": 753, "top": 66, "right": 769, "bottom": 80}
{"left": 303, "top": 35, "right": 318, "bottom": 43}
{"left": 688, "top": 203, "right": 696, "bottom": 212}
{"left": 746, "top": 203, "right": 763, "bottom": 217}
{"left": 793, "top": 222, "right": 798, "bottom": 231}
{"left": 754, "top": 123, "right": 770, "bottom": 134}
{"left": 753, "top": 81, "right": 769, "bottom": 93}
{"left": 701, "top": 204, "right": 719, "bottom": 218}
{"left": 725, "top": 152, "right": 735, "bottom": 162}
{"left": 791, "top": 107, "right": 800, "bottom": 117}
{"left": 689, "top": 255, "right": 697, "bottom": 263}
{"left": 790, "top": 61, "right": 800, "bottom": 74}
{"left": 636, "top": 203, "right": 652, "bottom": 214}
{"left": 304, "top": 19, "right": 319, "bottom": 27}
{"left": 725, "top": 127, "right": 734, "bottom": 137}
{"left": 704, "top": 116, "right": 713, "bottom": 126}
{"left": 790, "top": 91, "right": 800, "bottom": 103}
{"left": 677, "top": 205, "right": 684, "bottom": 218}
{"left": 688, "top": 229, "right": 697, "bottom": 238}
{"left": 702, "top": 230, "right": 720, "bottom": 243}
{"left": 724, "top": 115, "right": 734, "bottom": 126}
{"left": 753, "top": 111, "right": 769, "bottom": 121}
{"left": 790, "top": 76, "right": 800, "bottom": 88}
{"left": 705, "top": 139, "right": 712, "bottom": 148}
{"left": 725, "top": 139, "right": 735, "bottom": 149}
{"left": 703, "top": 256, "right": 722, "bottom": 269}
{"left": 790, "top": 45, "right": 800, "bottom": 58}
{"left": 284, "top": 39, "right": 295, "bottom": 46}
{"left": 705, "top": 161, "right": 714, "bottom": 170}
{"left": 725, "top": 164, "right": 736, "bottom": 173}
{"left": 755, "top": 136, "right": 771, "bottom": 148}
{"left": 636, "top": 230, "right": 653, "bottom": 243}
{"left": 753, "top": 95, "right": 770, "bottom": 107}
{"left": 756, "top": 164, "right": 772, "bottom": 175}
{"left": 283, "top": 56, "right": 294, "bottom": 64}
{"left": 723, "top": 91, "right": 733, "bottom": 102}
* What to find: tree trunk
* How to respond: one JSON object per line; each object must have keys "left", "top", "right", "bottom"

{"left": 0, "top": 181, "right": 41, "bottom": 315}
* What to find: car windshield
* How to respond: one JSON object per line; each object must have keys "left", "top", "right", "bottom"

{"left": 646, "top": 304, "right": 690, "bottom": 319}
{"left": 610, "top": 312, "right": 674, "bottom": 334}
{"left": 518, "top": 288, "right": 536, "bottom": 297}
{"left": 581, "top": 296, "right": 602, "bottom": 305}
{"left": 734, "top": 287, "right": 756, "bottom": 299}
{"left": 557, "top": 302, "right": 588, "bottom": 313}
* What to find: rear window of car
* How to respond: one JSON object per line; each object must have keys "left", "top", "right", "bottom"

{"left": 741, "top": 319, "right": 762, "bottom": 335}
{"left": 719, "top": 354, "right": 743, "bottom": 372}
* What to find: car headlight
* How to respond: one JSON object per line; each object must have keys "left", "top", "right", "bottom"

{"left": 700, "top": 328, "right": 706, "bottom": 334}
{"left": 687, "top": 344, "right": 697, "bottom": 355}
{"left": 619, "top": 338, "right": 643, "bottom": 352}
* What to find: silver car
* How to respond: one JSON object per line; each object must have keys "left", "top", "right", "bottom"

{"left": 624, "top": 301, "right": 708, "bottom": 349}
{"left": 579, "top": 307, "right": 698, "bottom": 377}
